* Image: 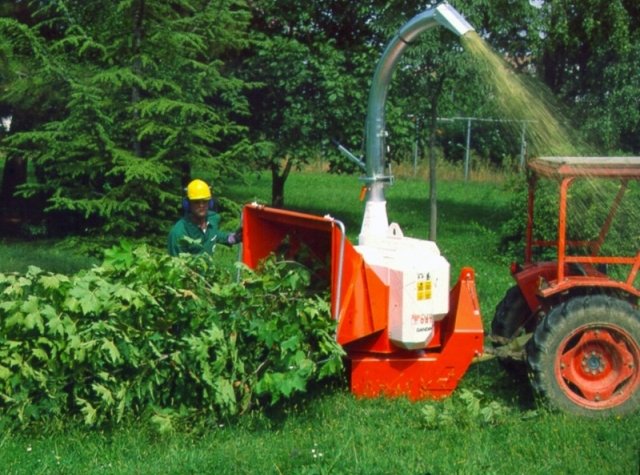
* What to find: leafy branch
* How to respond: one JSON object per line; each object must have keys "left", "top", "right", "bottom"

{"left": 0, "top": 243, "right": 344, "bottom": 429}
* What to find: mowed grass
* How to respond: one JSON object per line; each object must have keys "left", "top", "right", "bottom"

{"left": 2, "top": 389, "right": 639, "bottom": 474}
{"left": 1, "top": 170, "right": 640, "bottom": 474}
{"left": 0, "top": 240, "right": 98, "bottom": 275}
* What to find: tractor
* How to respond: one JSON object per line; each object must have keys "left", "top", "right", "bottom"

{"left": 491, "top": 156, "right": 640, "bottom": 416}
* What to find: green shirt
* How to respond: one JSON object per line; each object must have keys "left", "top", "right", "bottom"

{"left": 167, "top": 211, "right": 232, "bottom": 256}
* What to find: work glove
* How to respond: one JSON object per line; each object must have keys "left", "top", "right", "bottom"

{"left": 227, "top": 226, "right": 243, "bottom": 245}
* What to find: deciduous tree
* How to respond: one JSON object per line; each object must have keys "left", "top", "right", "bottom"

{"left": 537, "top": 0, "right": 640, "bottom": 153}
{"left": 239, "top": 1, "right": 374, "bottom": 207}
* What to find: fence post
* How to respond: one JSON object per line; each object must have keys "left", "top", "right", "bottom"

{"left": 464, "top": 118, "right": 471, "bottom": 181}
{"left": 519, "top": 122, "right": 527, "bottom": 169}
{"left": 413, "top": 116, "right": 419, "bottom": 176}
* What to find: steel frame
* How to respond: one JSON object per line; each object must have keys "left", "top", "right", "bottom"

{"left": 523, "top": 156, "right": 640, "bottom": 300}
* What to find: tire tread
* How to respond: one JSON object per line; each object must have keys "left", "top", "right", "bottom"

{"left": 526, "top": 295, "right": 640, "bottom": 416}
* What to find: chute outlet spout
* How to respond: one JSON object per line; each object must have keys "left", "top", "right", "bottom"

{"left": 359, "top": 2, "right": 475, "bottom": 245}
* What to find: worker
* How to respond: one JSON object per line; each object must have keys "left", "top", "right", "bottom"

{"left": 167, "top": 179, "right": 242, "bottom": 256}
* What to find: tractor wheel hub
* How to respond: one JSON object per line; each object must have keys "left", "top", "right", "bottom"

{"left": 583, "top": 351, "right": 606, "bottom": 374}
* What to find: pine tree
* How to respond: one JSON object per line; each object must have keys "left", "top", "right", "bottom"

{"left": 0, "top": 0, "right": 252, "bottom": 235}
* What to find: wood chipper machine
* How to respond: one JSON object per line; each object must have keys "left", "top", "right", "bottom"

{"left": 241, "top": 3, "right": 483, "bottom": 401}
{"left": 491, "top": 156, "right": 640, "bottom": 416}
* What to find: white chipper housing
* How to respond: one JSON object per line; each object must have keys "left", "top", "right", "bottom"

{"left": 356, "top": 225, "right": 450, "bottom": 350}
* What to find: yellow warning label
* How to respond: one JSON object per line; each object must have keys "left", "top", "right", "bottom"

{"left": 416, "top": 280, "right": 432, "bottom": 300}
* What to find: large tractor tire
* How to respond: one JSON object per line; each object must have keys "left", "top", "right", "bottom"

{"left": 527, "top": 295, "right": 640, "bottom": 416}
{"left": 490, "top": 286, "right": 536, "bottom": 378}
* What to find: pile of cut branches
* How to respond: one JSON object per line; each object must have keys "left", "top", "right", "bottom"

{"left": 0, "top": 243, "right": 344, "bottom": 429}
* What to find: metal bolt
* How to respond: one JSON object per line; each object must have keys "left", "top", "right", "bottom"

{"left": 560, "top": 362, "right": 566, "bottom": 370}
{"left": 594, "top": 394, "right": 601, "bottom": 402}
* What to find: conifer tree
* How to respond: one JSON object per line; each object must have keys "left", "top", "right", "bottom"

{"left": 0, "top": 0, "right": 251, "bottom": 235}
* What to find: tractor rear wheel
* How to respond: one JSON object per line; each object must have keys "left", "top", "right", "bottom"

{"left": 527, "top": 295, "right": 640, "bottom": 416}
{"left": 491, "top": 286, "right": 536, "bottom": 378}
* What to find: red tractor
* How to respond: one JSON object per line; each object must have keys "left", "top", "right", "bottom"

{"left": 491, "top": 156, "right": 640, "bottom": 416}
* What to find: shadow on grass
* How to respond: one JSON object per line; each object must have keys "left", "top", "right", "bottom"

{"left": 463, "top": 358, "right": 537, "bottom": 412}
{"left": 388, "top": 195, "right": 511, "bottom": 233}
{"left": 243, "top": 375, "right": 350, "bottom": 426}
{"left": 242, "top": 356, "right": 539, "bottom": 438}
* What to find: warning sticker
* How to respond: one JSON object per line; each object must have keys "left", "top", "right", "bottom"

{"left": 416, "top": 280, "right": 432, "bottom": 300}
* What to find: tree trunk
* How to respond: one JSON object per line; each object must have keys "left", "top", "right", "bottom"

{"left": 131, "top": 0, "right": 145, "bottom": 157}
{"left": 427, "top": 75, "right": 445, "bottom": 241}
{"left": 0, "top": 155, "right": 27, "bottom": 232}
{"left": 270, "top": 157, "right": 292, "bottom": 208}
{"left": 428, "top": 110, "right": 437, "bottom": 242}
{"left": 180, "top": 162, "right": 191, "bottom": 189}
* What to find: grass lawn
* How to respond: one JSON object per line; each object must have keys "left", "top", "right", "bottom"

{"left": 0, "top": 239, "right": 98, "bottom": 275}
{"left": 2, "top": 385, "right": 639, "bottom": 474}
{"left": 1, "top": 170, "right": 640, "bottom": 474}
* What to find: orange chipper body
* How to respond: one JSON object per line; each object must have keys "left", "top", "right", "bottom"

{"left": 241, "top": 204, "right": 484, "bottom": 400}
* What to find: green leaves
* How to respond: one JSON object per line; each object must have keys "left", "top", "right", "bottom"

{"left": 0, "top": 243, "right": 344, "bottom": 428}
{"left": 420, "top": 389, "right": 511, "bottom": 430}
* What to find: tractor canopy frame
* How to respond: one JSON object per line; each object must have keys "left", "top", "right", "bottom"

{"left": 519, "top": 156, "right": 640, "bottom": 302}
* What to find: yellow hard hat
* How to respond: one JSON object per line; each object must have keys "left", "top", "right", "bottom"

{"left": 186, "top": 179, "right": 212, "bottom": 200}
